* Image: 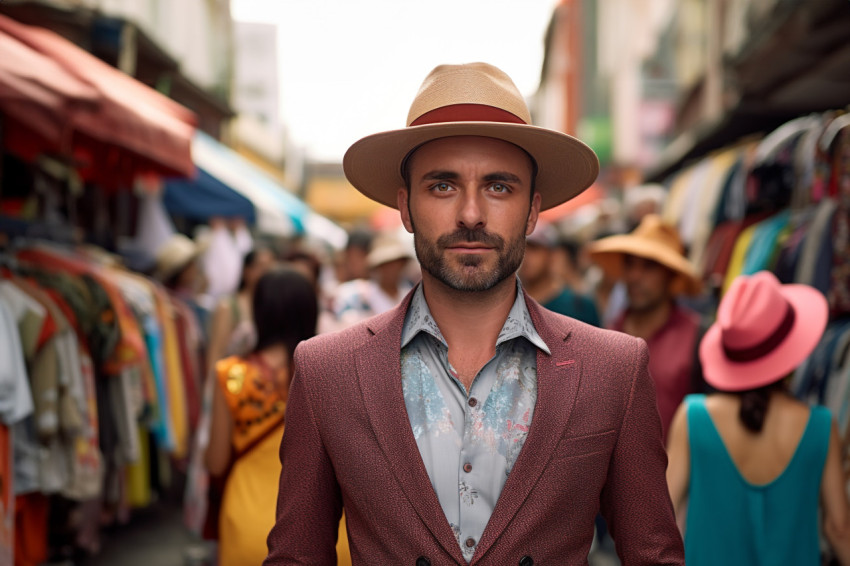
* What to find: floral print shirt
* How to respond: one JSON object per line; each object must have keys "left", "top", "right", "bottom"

{"left": 400, "top": 279, "right": 549, "bottom": 562}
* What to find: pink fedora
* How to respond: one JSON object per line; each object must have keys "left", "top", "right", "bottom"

{"left": 699, "top": 271, "right": 828, "bottom": 392}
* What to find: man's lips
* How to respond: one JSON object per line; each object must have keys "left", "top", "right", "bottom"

{"left": 447, "top": 244, "right": 493, "bottom": 253}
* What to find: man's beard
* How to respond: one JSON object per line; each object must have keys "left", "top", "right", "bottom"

{"left": 411, "top": 223, "right": 526, "bottom": 292}
{"left": 626, "top": 285, "right": 669, "bottom": 314}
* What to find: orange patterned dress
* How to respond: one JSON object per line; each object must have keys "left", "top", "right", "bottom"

{"left": 215, "top": 356, "right": 350, "bottom": 566}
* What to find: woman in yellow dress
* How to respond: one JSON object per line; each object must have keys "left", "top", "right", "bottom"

{"left": 205, "top": 266, "right": 350, "bottom": 565}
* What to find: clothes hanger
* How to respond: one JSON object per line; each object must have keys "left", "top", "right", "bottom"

{"left": 819, "top": 111, "right": 850, "bottom": 153}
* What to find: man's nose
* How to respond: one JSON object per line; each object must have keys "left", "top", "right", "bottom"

{"left": 623, "top": 263, "right": 643, "bottom": 282}
{"left": 457, "top": 190, "right": 485, "bottom": 230}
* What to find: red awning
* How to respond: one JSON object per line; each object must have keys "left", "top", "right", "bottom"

{"left": 0, "top": 27, "right": 99, "bottom": 160}
{"left": 0, "top": 14, "right": 196, "bottom": 186}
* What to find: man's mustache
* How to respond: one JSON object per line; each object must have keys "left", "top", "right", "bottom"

{"left": 437, "top": 228, "right": 504, "bottom": 249}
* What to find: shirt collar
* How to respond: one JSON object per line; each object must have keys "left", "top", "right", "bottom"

{"left": 401, "top": 278, "right": 550, "bottom": 354}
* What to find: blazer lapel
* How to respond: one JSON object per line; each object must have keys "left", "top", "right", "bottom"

{"left": 471, "top": 298, "right": 584, "bottom": 563}
{"left": 355, "top": 296, "right": 467, "bottom": 563}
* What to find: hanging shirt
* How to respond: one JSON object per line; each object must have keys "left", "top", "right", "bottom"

{"left": 683, "top": 394, "right": 829, "bottom": 566}
{"left": 741, "top": 210, "right": 791, "bottom": 275}
{"left": 0, "top": 298, "right": 33, "bottom": 425}
{"left": 400, "top": 279, "right": 549, "bottom": 562}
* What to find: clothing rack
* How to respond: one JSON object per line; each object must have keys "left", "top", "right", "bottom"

{"left": 0, "top": 239, "right": 207, "bottom": 563}
{"left": 659, "top": 106, "right": 850, "bottom": 469}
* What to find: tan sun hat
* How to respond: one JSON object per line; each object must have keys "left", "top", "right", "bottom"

{"left": 153, "top": 233, "right": 209, "bottom": 283}
{"left": 367, "top": 231, "right": 413, "bottom": 269}
{"left": 343, "top": 62, "right": 599, "bottom": 211}
{"left": 587, "top": 214, "right": 702, "bottom": 296}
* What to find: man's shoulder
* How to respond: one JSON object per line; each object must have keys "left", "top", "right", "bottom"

{"left": 296, "top": 318, "right": 373, "bottom": 359}
{"left": 296, "top": 305, "right": 401, "bottom": 360}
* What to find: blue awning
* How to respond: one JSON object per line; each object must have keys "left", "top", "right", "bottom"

{"left": 163, "top": 167, "right": 256, "bottom": 224}
{"left": 192, "top": 132, "right": 347, "bottom": 249}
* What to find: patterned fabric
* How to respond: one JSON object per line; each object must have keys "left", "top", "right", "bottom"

{"left": 215, "top": 356, "right": 287, "bottom": 456}
{"left": 333, "top": 278, "right": 414, "bottom": 329}
{"left": 400, "top": 279, "right": 548, "bottom": 562}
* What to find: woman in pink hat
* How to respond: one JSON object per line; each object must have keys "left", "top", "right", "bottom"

{"left": 666, "top": 270, "right": 850, "bottom": 565}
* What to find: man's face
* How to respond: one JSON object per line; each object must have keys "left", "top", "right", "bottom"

{"left": 344, "top": 246, "right": 370, "bottom": 281}
{"left": 622, "top": 254, "right": 675, "bottom": 313}
{"left": 375, "top": 258, "right": 409, "bottom": 289}
{"left": 397, "top": 136, "right": 540, "bottom": 293}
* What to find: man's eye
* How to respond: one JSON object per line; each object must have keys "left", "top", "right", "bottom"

{"left": 432, "top": 183, "right": 452, "bottom": 192}
{"left": 489, "top": 183, "right": 510, "bottom": 193}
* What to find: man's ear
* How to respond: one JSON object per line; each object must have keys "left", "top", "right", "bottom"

{"left": 526, "top": 192, "right": 542, "bottom": 236}
{"left": 398, "top": 188, "right": 414, "bottom": 233}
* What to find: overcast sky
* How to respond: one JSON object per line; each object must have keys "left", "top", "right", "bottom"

{"left": 231, "top": 0, "right": 560, "bottom": 162}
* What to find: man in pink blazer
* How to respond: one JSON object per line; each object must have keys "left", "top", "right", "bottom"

{"left": 264, "top": 63, "right": 684, "bottom": 565}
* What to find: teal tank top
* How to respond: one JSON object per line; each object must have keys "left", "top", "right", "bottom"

{"left": 684, "top": 394, "right": 831, "bottom": 566}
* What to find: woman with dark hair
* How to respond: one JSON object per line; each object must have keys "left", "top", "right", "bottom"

{"left": 666, "top": 271, "right": 850, "bottom": 565}
{"left": 205, "top": 267, "right": 332, "bottom": 565}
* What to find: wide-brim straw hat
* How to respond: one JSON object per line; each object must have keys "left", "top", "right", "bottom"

{"left": 153, "top": 233, "right": 209, "bottom": 283}
{"left": 367, "top": 231, "right": 413, "bottom": 269}
{"left": 587, "top": 214, "right": 702, "bottom": 296}
{"left": 700, "top": 271, "right": 828, "bottom": 392}
{"left": 343, "top": 62, "right": 599, "bottom": 212}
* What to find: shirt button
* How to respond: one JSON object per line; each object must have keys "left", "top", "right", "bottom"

{"left": 463, "top": 462, "right": 472, "bottom": 473}
{"left": 468, "top": 397, "right": 478, "bottom": 407}
{"left": 465, "top": 537, "right": 476, "bottom": 548}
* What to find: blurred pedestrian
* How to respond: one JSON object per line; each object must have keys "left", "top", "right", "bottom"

{"left": 154, "top": 232, "right": 210, "bottom": 327}
{"left": 283, "top": 248, "right": 338, "bottom": 334}
{"left": 666, "top": 271, "right": 850, "bottom": 565}
{"left": 519, "top": 221, "right": 600, "bottom": 325}
{"left": 206, "top": 246, "right": 276, "bottom": 372}
{"left": 198, "top": 218, "right": 247, "bottom": 307}
{"left": 337, "top": 227, "right": 373, "bottom": 283}
{"left": 551, "top": 235, "right": 591, "bottom": 296}
{"left": 205, "top": 267, "right": 350, "bottom": 565}
{"left": 588, "top": 214, "right": 703, "bottom": 439}
{"left": 331, "top": 230, "right": 414, "bottom": 329}
{"left": 264, "top": 62, "right": 683, "bottom": 565}
{"left": 188, "top": 245, "right": 275, "bottom": 549}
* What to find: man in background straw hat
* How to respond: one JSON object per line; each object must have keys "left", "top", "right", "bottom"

{"left": 588, "top": 214, "right": 704, "bottom": 440}
{"left": 332, "top": 230, "right": 415, "bottom": 329}
{"left": 265, "top": 63, "right": 684, "bottom": 565}
{"left": 520, "top": 220, "right": 601, "bottom": 326}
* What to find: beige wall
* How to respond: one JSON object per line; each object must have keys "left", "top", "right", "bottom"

{"left": 54, "top": 0, "right": 233, "bottom": 92}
